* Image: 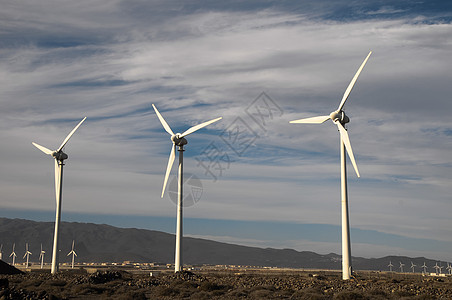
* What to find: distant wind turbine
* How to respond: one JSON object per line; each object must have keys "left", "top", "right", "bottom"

{"left": 447, "top": 263, "right": 452, "bottom": 275}
{"left": 152, "top": 104, "right": 222, "bottom": 273}
{"left": 421, "top": 262, "right": 428, "bottom": 274}
{"left": 399, "top": 262, "right": 405, "bottom": 273}
{"left": 9, "top": 243, "right": 17, "bottom": 266}
{"left": 290, "top": 51, "right": 372, "bottom": 280}
{"left": 67, "top": 240, "right": 77, "bottom": 269}
{"left": 0, "top": 244, "right": 3, "bottom": 260}
{"left": 23, "top": 243, "right": 32, "bottom": 268}
{"left": 433, "top": 262, "right": 440, "bottom": 275}
{"left": 39, "top": 244, "right": 45, "bottom": 269}
{"left": 410, "top": 261, "right": 416, "bottom": 273}
{"left": 388, "top": 261, "right": 393, "bottom": 272}
{"left": 32, "top": 117, "right": 86, "bottom": 274}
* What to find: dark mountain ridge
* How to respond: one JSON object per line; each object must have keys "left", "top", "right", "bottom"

{"left": 0, "top": 218, "right": 447, "bottom": 271}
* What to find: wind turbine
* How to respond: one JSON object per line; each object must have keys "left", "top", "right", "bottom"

{"left": 67, "top": 240, "right": 77, "bottom": 269}
{"left": 152, "top": 104, "right": 222, "bottom": 273}
{"left": 433, "top": 262, "right": 440, "bottom": 275}
{"left": 447, "top": 263, "right": 452, "bottom": 275}
{"left": 388, "top": 261, "right": 393, "bottom": 272}
{"left": 23, "top": 243, "right": 32, "bottom": 268}
{"left": 39, "top": 244, "right": 45, "bottom": 269}
{"left": 0, "top": 244, "right": 3, "bottom": 260}
{"left": 422, "top": 262, "right": 428, "bottom": 274}
{"left": 289, "top": 51, "right": 372, "bottom": 280}
{"left": 399, "top": 262, "right": 405, "bottom": 273}
{"left": 9, "top": 243, "right": 17, "bottom": 266}
{"left": 32, "top": 117, "right": 86, "bottom": 274}
{"left": 410, "top": 261, "right": 416, "bottom": 273}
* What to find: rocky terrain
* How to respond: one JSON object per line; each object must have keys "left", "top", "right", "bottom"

{"left": 1, "top": 269, "right": 451, "bottom": 299}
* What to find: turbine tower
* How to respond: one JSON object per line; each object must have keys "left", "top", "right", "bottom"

{"left": 32, "top": 117, "right": 86, "bottom": 274}
{"left": 67, "top": 240, "right": 77, "bottom": 269}
{"left": 410, "top": 261, "right": 416, "bottom": 273}
{"left": 152, "top": 104, "right": 221, "bottom": 273}
{"left": 289, "top": 51, "right": 372, "bottom": 280}
{"left": 23, "top": 243, "right": 32, "bottom": 268}
{"left": 421, "top": 262, "right": 428, "bottom": 274}
{"left": 9, "top": 243, "right": 17, "bottom": 266}
{"left": 388, "top": 261, "right": 393, "bottom": 272}
{"left": 399, "top": 262, "right": 405, "bottom": 273}
{"left": 39, "top": 244, "right": 45, "bottom": 269}
{"left": 0, "top": 244, "right": 3, "bottom": 260}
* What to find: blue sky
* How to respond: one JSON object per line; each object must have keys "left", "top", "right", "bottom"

{"left": 1, "top": 0, "right": 451, "bottom": 262}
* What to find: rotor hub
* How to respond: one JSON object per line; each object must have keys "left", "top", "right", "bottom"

{"left": 330, "top": 111, "right": 350, "bottom": 125}
{"left": 52, "top": 151, "right": 68, "bottom": 161}
{"left": 172, "top": 135, "right": 188, "bottom": 147}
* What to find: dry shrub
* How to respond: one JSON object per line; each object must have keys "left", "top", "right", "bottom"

{"left": 199, "top": 281, "right": 224, "bottom": 292}
{"left": 189, "top": 290, "right": 211, "bottom": 300}
{"left": 47, "top": 279, "right": 67, "bottom": 287}
{"left": 393, "top": 290, "right": 414, "bottom": 297}
{"left": 334, "top": 291, "right": 367, "bottom": 300}
{"left": 250, "top": 288, "right": 273, "bottom": 298}
{"left": 155, "top": 285, "right": 179, "bottom": 297}
{"left": 367, "top": 288, "right": 389, "bottom": 299}
{"left": 228, "top": 287, "right": 249, "bottom": 298}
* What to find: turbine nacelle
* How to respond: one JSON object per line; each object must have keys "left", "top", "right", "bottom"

{"left": 171, "top": 135, "right": 188, "bottom": 146}
{"left": 52, "top": 151, "right": 68, "bottom": 161}
{"left": 330, "top": 111, "right": 350, "bottom": 125}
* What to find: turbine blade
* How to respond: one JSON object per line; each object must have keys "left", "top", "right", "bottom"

{"left": 152, "top": 104, "right": 174, "bottom": 136}
{"left": 180, "top": 117, "right": 222, "bottom": 137}
{"left": 336, "top": 122, "right": 360, "bottom": 177}
{"left": 74, "top": 252, "right": 77, "bottom": 257}
{"left": 161, "top": 144, "right": 176, "bottom": 198}
{"left": 289, "top": 115, "right": 330, "bottom": 124}
{"left": 54, "top": 160, "right": 60, "bottom": 205}
{"left": 57, "top": 117, "right": 87, "bottom": 152}
{"left": 337, "top": 51, "right": 372, "bottom": 111}
{"left": 32, "top": 142, "right": 54, "bottom": 155}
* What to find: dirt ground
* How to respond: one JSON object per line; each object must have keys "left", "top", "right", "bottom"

{"left": 1, "top": 269, "right": 451, "bottom": 299}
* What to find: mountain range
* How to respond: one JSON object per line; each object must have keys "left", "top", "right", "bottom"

{"left": 0, "top": 217, "right": 447, "bottom": 272}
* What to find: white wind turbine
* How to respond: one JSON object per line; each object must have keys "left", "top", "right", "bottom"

{"left": 447, "top": 263, "right": 452, "bottom": 275}
{"left": 67, "top": 240, "right": 77, "bottom": 269}
{"left": 152, "top": 104, "right": 222, "bottom": 273}
{"left": 0, "top": 244, "right": 3, "bottom": 260}
{"left": 422, "top": 262, "right": 428, "bottom": 274}
{"left": 399, "top": 261, "right": 405, "bottom": 273}
{"left": 23, "top": 243, "right": 32, "bottom": 268}
{"left": 433, "top": 262, "right": 440, "bottom": 275}
{"left": 32, "top": 117, "right": 86, "bottom": 274}
{"left": 39, "top": 244, "right": 45, "bottom": 269}
{"left": 410, "top": 261, "right": 416, "bottom": 273}
{"left": 9, "top": 243, "right": 17, "bottom": 266}
{"left": 290, "top": 51, "right": 372, "bottom": 280}
{"left": 388, "top": 261, "right": 393, "bottom": 272}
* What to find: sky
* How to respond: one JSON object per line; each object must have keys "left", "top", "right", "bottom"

{"left": 1, "top": 0, "right": 452, "bottom": 262}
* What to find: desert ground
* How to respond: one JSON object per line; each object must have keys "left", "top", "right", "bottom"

{"left": 1, "top": 267, "right": 451, "bottom": 299}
